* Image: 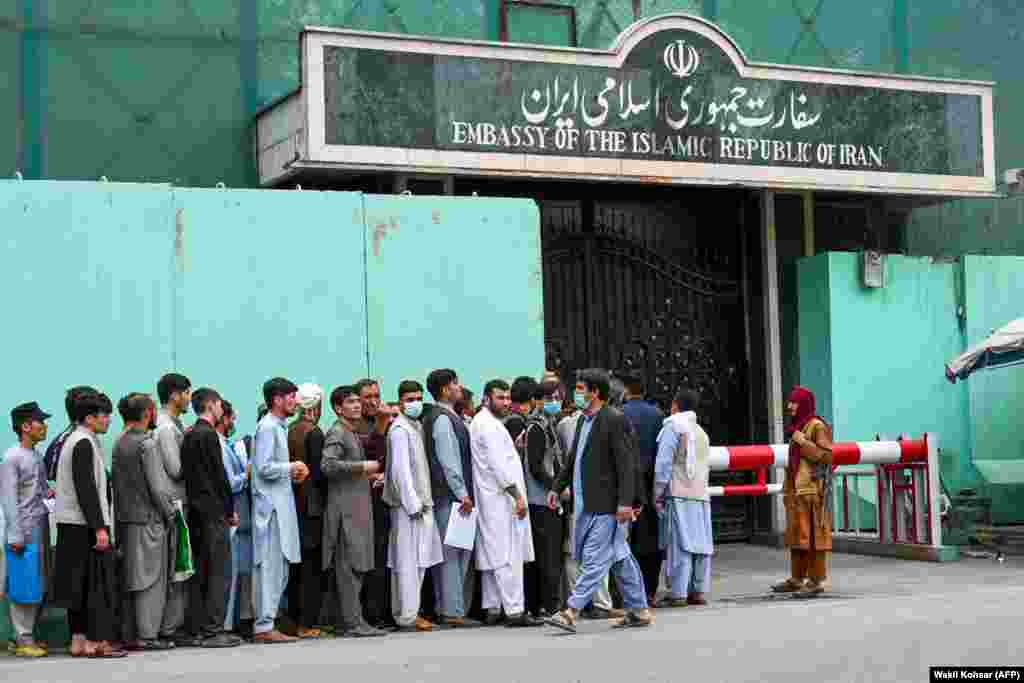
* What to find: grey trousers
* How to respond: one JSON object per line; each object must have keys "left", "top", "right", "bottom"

{"left": 133, "top": 547, "right": 169, "bottom": 641}
{"left": 9, "top": 517, "right": 50, "bottom": 644}
{"left": 431, "top": 500, "right": 472, "bottom": 618}
{"left": 10, "top": 603, "right": 43, "bottom": 645}
{"left": 335, "top": 559, "right": 366, "bottom": 630}
{"left": 160, "top": 521, "right": 189, "bottom": 637}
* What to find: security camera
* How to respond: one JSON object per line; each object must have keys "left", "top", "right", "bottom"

{"left": 1004, "top": 168, "right": 1024, "bottom": 186}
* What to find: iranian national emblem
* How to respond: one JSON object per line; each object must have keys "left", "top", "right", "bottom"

{"left": 663, "top": 39, "right": 700, "bottom": 78}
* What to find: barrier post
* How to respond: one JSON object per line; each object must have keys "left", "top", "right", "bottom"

{"left": 713, "top": 433, "right": 955, "bottom": 560}
{"left": 925, "top": 433, "right": 942, "bottom": 549}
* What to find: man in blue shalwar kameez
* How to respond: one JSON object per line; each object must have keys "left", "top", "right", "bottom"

{"left": 544, "top": 369, "right": 652, "bottom": 633}
{"left": 251, "top": 378, "right": 308, "bottom": 644}
{"left": 654, "top": 389, "right": 713, "bottom": 607}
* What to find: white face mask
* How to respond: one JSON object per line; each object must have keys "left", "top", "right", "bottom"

{"left": 402, "top": 400, "right": 423, "bottom": 419}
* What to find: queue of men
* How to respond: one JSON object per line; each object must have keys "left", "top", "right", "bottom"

{"left": 1, "top": 366, "right": 774, "bottom": 657}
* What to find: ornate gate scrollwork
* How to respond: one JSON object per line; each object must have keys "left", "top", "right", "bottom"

{"left": 540, "top": 199, "right": 744, "bottom": 442}
{"left": 540, "top": 197, "right": 752, "bottom": 541}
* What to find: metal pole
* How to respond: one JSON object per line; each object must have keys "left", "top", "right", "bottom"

{"left": 760, "top": 189, "right": 786, "bottom": 534}
{"left": 802, "top": 191, "right": 815, "bottom": 257}
{"left": 18, "top": 0, "right": 47, "bottom": 179}
{"left": 925, "top": 433, "right": 942, "bottom": 548}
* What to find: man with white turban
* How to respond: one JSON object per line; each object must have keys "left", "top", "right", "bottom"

{"left": 285, "top": 383, "right": 327, "bottom": 638}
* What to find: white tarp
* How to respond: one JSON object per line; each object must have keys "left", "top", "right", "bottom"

{"left": 946, "top": 318, "right": 1024, "bottom": 382}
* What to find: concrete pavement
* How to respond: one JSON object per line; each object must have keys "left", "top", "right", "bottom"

{"left": 2, "top": 545, "right": 1020, "bottom": 683}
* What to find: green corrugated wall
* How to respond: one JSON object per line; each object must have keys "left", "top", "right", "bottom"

{"left": 2, "top": 1, "right": 1021, "bottom": 255}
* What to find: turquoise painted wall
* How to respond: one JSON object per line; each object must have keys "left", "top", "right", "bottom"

{"left": 363, "top": 195, "right": 544, "bottom": 403}
{"left": 0, "top": 180, "right": 544, "bottom": 442}
{"left": 798, "top": 252, "right": 1024, "bottom": 525}
{"left": 796, "top": 252, "right": 833, "bottom": 425}
{"left": 0, "top": 179, "right": 544, "bottom": 641}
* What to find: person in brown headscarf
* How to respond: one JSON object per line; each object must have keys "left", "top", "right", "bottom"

{"left": 772, "top": 386, "right": 835, "bottom": 596}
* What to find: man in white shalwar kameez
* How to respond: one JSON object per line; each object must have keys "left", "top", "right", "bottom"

{"left": 470, "top": 380, "right": 537, "bottom": 628}
{"left": 383, "top": 381, "right": 443, "bottom": 632}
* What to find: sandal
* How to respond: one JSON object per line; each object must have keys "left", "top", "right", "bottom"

{"left": 87, "top": 641, "right": 128, "bottom": 658}
{"left": 771, "top": 578, "right": 806, "bottom": 593}
{"left": 89, "top": 646, "right": 128, "bottom": 659}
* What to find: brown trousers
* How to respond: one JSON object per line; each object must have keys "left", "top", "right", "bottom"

{"left": 789, "top": 549, "right": 828, "bottom": 581}
{"left": 788, "top": 502, "right": 829, "bottom": 582}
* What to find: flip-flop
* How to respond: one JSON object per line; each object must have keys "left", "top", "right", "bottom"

{"left": 543, "top": 614, "right": 578, "bottom": 634}
{"left": 88, "top": 648, "right": 128, "bottom": 658}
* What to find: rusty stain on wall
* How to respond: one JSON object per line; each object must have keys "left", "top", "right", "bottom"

{"left": 372, "top": 216, "right": 400, "bottom": 257}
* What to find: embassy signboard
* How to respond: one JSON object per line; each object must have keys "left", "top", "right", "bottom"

{"left": 264, "top": 15, "right": 995, "bottom": 195}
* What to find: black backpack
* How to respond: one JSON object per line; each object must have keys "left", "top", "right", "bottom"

{"left": 44, "top": 426, "right": 74, "bottom": 481}
{"left": 524, "top": 413, "right": 563, "bottom": 480}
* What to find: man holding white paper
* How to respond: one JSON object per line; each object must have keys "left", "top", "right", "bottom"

{"left": 470, "top": 380, "right": 537, "bottom": 628}
{"left": 423, "top": 369, "right": 480, "bottom": 629}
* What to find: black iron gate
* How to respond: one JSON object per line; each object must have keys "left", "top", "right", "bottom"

{"left": 539, "top": 196, "right": 754, "bottom": 540}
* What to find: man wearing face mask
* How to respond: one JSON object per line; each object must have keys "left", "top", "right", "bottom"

{"left": 545, "top": 369, "right": 651, "bottom": 633}
{"left": 522, "top": 379, "right": 565, "bottom": 620}
{"left": 382, "top": 381, "right": 443, "bottom": 632}
{"left": 557, "top": 379, "right": 619, "bottom": 620}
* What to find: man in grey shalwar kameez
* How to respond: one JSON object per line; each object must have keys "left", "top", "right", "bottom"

{"left": 111, "top": 393, "right": 176, "bottom": 650}
{"left": 322, "top": 386, "right": 386, "bottom": 637}
{"left": 654, "top": 389, "right": 713, "bottom": 607}
{"left": 153, "top": 373, "right": 193, "bottom": 644}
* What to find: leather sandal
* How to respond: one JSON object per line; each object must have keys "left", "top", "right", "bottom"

{"left": 771, "top": 578, "right": 806, "bottom": 593}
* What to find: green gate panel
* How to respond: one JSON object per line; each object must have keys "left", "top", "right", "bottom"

{"left": 171, "top": 188, "right": 369, "bottom": 426}
{"left": 962, "top": 255, "right": 1024, "bottom": 524}
{"left": 363, "top": 195, "right": 544, "bottom": 401}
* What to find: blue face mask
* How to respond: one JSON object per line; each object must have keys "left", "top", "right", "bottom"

{"left": 574, "top": 392, "right": 588, "bottom": 409}
{"left": 402, "top": 400, "right": 423, "bottom": 419}
{"left": 543, "top": 401, "right": 561, "bottom": 415}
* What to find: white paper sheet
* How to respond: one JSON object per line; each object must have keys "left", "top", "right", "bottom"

{"left": 443, "top": 507, "right": 478, "bottom": 551}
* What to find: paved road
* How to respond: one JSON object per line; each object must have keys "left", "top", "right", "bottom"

{"left": 3, "top": 546, "right": 1020, "bottom": 683}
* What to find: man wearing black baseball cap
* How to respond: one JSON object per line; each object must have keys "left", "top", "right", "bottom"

{"left": 2, "top": 401, "right": 53, "bottom": 658}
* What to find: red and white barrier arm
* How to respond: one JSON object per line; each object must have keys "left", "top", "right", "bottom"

{"left": 707, "top": 437, "right": 928, "bottom": 471}
{"left": 708, "top": 483, "right": 783, "bottom": 497}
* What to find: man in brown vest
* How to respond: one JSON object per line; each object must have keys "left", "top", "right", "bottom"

{"left": 285, "top": 383, "right": 326, "bottom": 638}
